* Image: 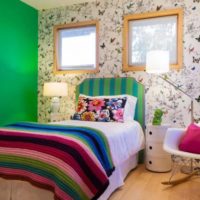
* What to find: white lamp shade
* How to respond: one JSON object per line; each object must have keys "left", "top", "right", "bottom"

{"left": 43, "top": 82, "right": 68, "bottom": 97}
{"left": 146, "top": 50, "right": 169, "bottom": 74}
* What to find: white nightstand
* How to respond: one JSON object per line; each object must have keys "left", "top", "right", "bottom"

{"left": 145, "top": 124, "right": 172, "bottom": 172}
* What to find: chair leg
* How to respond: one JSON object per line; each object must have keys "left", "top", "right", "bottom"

{"left": 162, "top": 170, "right": 198, "bottom": 186}
{"left": 161, "top": 155, "right": 181, "bottom": 185}
{"left": 162, "top": 156, "right": 199, "bottom": 186}
{"left": 181, "top": 158, "right": 193, "bottom": 174}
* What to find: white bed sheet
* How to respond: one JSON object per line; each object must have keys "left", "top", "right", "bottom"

{"left": 53, "top": 120, "right": 145, "bottom": 166}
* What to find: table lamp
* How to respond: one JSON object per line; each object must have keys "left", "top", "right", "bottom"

{"left": 43, "top": 82, "right": 68, "bottom": 114}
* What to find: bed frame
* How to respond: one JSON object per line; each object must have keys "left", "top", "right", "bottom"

{"left": 0, "top": 77, "right": 145, "bottom": 200}
{"left": 76, "top": 77, "right": 145, "bottom": 130}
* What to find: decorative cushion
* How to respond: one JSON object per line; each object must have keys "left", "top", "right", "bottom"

{"left": 73, "top": 96, "right": 127, "bottom": 122}
{"left": 179, "top": 123, "right": 200, "bottom": 154}
{"left": 79, "top": 94, "right": 137, "bottom": 121}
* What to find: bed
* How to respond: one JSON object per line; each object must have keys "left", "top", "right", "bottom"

{"left": 0, "top": 77, "right": 145, "bottom": 200}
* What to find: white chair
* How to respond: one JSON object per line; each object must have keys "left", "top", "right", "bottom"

{"left": 162, "top": 128, "right": 200, "bottom": 185}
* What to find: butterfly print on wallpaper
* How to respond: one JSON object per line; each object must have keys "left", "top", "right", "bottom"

{"left": 38, "top": 0, "right": 200, "bottom": 127}
{"left": 195, "top": 35, "right": 200, "bottom": 42}
{"left": 193, "top": 56, "right": 200, "bottom": 63}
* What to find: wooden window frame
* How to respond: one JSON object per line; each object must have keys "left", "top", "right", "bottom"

{"left": 53, "top": 20, "right": 99, "bottom": 74}
{"left": 123, "top": 9, "right": 183, "bottom": 72}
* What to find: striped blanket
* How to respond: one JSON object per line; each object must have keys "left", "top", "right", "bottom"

{"left": 0, "top": 122, "right": 114, "bottom": 200}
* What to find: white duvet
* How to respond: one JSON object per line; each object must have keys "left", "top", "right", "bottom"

{"left": 53, "top": 120, "right": 145, "bottom": 166}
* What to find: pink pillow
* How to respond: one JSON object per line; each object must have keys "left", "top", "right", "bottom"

{"left": 179, "top": 123, "right": 200, "bottom": 154}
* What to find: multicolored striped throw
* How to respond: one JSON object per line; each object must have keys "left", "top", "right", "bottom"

{"left": 0, "top": 122, "right": 114, "bottom": 200}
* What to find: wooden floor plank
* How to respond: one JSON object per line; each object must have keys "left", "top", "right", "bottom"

{"left": 109, "top": 164, "right": 200, "bottom": 200}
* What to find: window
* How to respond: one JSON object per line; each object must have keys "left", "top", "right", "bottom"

{"left": 123, "top": 9, "right": 183, "bottom": 71}
{"left": 54, "top": 20, "right": 99, "bottom": 74}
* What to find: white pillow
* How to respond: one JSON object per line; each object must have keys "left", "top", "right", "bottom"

{"left": 79, "top": 94, "right": 137, "bottom": 121}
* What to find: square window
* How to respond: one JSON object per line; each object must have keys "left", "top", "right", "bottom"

{"left": 54, "top": 21, "right": 99, "bottom": 74}
{"left": 123, "top": 9, "right": 183, "bottom": 71}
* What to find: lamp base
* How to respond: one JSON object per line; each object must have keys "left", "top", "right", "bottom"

{"left": 51, "top": 97, "right": 60, "bottom": 114}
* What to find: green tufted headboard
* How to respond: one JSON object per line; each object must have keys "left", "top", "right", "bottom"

{"left": 76, "top": 77, "right": 145, "bottom": 130}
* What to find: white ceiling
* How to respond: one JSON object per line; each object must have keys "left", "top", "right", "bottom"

{"left": 21, "top": 0, "right": 96, "bottom": 10}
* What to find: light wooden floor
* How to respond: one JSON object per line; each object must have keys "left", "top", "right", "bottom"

{"left": 109, "top": 164, "right": 200, "bottom": 200}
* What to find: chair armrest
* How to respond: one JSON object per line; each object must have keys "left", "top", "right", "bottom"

{"left": 163, "top": 128, "right": 200, "bottom": 159}
{"left": 163, "top": 128, "right": 185, "bottom": 154}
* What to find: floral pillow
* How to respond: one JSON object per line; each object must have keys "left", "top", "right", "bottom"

{"left": 73, "top": 96, "right": 127, "bottom": 122}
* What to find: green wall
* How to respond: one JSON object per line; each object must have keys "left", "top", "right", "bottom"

{"left": 0, "top": 0, "right": 38, "bottom": 125}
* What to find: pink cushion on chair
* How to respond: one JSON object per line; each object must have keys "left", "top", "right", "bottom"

{"left": 179, "top": 123, "right": 200, "bottom": 154}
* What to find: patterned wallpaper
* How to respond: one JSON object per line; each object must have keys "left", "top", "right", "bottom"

{"left": 38, "top": 0, "right": 200, "bottom": 128}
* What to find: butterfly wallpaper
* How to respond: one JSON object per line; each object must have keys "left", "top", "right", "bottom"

{"left": 38, "top": 0, "right": 200, "bottom": 128}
